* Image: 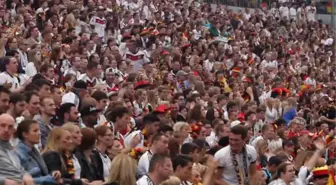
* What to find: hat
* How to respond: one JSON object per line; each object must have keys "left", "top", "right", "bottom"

{"left": 154, "top": 104, "right": 171, "bottom": 114}
{"left": 312, "top": 165, "right": 329, "bottom": 178}
{"left": 80, "top": 106, "right": 101, "bottom": 117}
{"left": 134, "top": 80, "right": 151, "bottom": 90}
{"left": 230, "top": 120, "right": 241, "bottom": 128}
{"left": 74, "top": 80, "right": 88, "bottom": 90}
{"left": 176, "top": 70, "right": 188, "bottom": 77}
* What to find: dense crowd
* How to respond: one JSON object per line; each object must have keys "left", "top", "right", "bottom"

{"left": 0, "top": 0, "right": 335, "bottom": 185}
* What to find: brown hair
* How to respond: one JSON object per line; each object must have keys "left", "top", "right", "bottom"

{"left": 79, "top": 128, "right": 97, "bottom": 151}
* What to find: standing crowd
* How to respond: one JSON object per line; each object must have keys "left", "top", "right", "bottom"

{"left": 0, "top": 0, "right": 335, "bottom": 184}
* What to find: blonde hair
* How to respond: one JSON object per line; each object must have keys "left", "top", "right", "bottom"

{"left": 43, "top": 127, "right": 69, "bottom": 154}
{"left": 62, "top": 122, "right": 80, "bottom": 133}
{"left": 159, "top": 176, "right": 181, "bottom": 185}
{"left": 173, "top": 122, "right": 189, "bottom": 133}
{"left": 107, "top": 153, "right": 137, "bottom": 185}
{"left": 147, "top": 89, "right": 159, "bottom": 109}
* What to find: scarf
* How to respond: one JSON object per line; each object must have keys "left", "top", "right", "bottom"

{"left": 231, "top": 146, "right": 249, "bottom": 185}
{"left": 65, "top": 152, "right": 75, "bottom": 178}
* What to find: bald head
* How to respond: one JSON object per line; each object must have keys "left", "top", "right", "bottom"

{"left": 0, "top": 114, "right": 15, "bottom": 142}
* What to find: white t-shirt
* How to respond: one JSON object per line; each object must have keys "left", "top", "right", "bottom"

{"left": 214, "top": 145, "right": 257, "bottom": 185}
{"left": 90, "top": 16, "right": 106, "bottom": 38}
{"left": 137, "top": 151, "right": 154, "bottom": 178}
{"left": 25, "top": 62, "right": 37, "bottom": 77}
{"left": 306, "top": 6, "right": 316, "bottom": 22}
{"left": 0, "top": 72, "right": 21, "bottom": 91}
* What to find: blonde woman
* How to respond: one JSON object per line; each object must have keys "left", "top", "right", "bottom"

{"left": 105, "top": 153, "right": 137, "bottom": 185}
{"left": 26, "top": 49, "right": 42, "bottom": 77}
{"left": 42, "top": 128, "right": 87, "bottom": 185}
{"left": 62, "top": 123, "right": 83, "bottom": 179}
{"left": 265, "top": 98, "right": 278, "bottom": 123}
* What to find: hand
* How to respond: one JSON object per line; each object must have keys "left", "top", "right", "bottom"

{"left": 206, "top": 156, "right": 218, "bottom": 170}
{"left": 314, "top": 140, "right": 325, "bottom": 151}
{"left": 4, "top": 179, "right": 20, "bottom": 185}
{"left": 22, "top": 174, "right": 34, "bottom": 185}
{"left": 89, "top": 181, "right": 103, "bottom": 185}
{"left": 21, "top": 109, "right": 31, "bottom": 118}
{"left": 81, "top": 179, "right": 89, "bottom": 185}
{"left": 52, "top": 171, "right": 61, "bottom": 180}
{"left": 319, "top": 116, "right": 327, "bottom": 122}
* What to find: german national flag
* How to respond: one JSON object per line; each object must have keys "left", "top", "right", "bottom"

{"left": 247, "top": 57, "right": 255, "bottom": 65}
{"left": 231, "top": 67, "right": 241, "bottom": 78}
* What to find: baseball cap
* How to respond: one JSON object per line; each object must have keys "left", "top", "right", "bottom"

{"left": 80, "top": 106, "right": 101, "bottom": 117}
{"left": 230, "top": 120, "right": 241, "bottom": 128}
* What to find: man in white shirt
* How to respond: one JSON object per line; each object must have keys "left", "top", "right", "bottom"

{"left": 136, "top": 154, "right": 173, "bottom": 185}
{"left": 64, "top": 56, "right": 82, "bottom": 79}
{"left": 89, "top": 6, "right": 106, "bottom": 39}
{"left": 0, "top": 57, "right": 28, "bottom": 92}
{"left": 203, "top": 52, "right": 216, "bottom": 72}
{"left": 214, "top": 125, "right": 257, "bottom": 185}
{"left": 306, "top": 3, "right": 316, "bottom": 22}
{"left": 279, "top": 3, "right": 289, "bottom": 19}
{"left": 289, "top": 4, "right": 297, "bottom": 21}
{"left": 137, "top": 133, "right": 169, "bottom": 177}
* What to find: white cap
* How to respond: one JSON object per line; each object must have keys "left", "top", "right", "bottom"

{"left": 230, "top": 120, "right": 241, "bottom": 128}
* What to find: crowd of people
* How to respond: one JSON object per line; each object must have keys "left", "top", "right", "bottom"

{"left": 0, "top": 0, "right": 335, "bottom": 184}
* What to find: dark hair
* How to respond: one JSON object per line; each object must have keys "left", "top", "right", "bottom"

{"left": 91, "top": 90, "right": 108, "bottom": 102}
{"left": 95, "top": 125, "right": 111, "bottom": 138}
{"left": 268, "top": 156, "right": 285, "bottom": 167}
{"left": 205, "top": 108, "right": 216, "bottom": 123}
{"left": 172, "top": 155, "right": 193, "bottom": 171}
{"left": 193, "top": 138, "right": 208, "bottom": 149}
{"left": 16, "top": 120, "right": 38, "bottom": 141}
{"left": 106, "top": 106, "right": 129, "bottom": 122}
{"left": 274, "top": 118, "right": 286, "bottom": 127}
{"left": 152, "top": 133, "right": 167, "bottom": 143}
{"left": 5, "top": 50, "right": 19, "bottom": 57}
{"left": 0, "top": 85, "right": 10, "bottom": 95}
{"left": 181, "top": 143, "right": 198, "bottom": 155}
{"left": 143, "top": 113, "right": 160, "bottom": 125}
{"left": 148, "top": 154, "right": 170, "bottom": 173}
{"left": 39, "top": 64, "right": 53, "bottom": 74}
{"left": 87, "top": 61, "right": 98, "bottom": 70}
{"left": 9, "top": 93, "right": 25, "bottom": 104}
{"left": 50, "top": 85, "right": 61, "bottom": 93}
{"left": 261, "top": 124, "right": 273, "bottom": 133}
{"left": 79, "top": 128, "right": 97, "bottom": 150}
{"left": 57, "top": 103, "right": 76, "bottom": 120}
{"left": 32, "top": 79, "right": 51, "bottom": 88}
{"left": 230, "top": 125, "right": 247, "bottom": 139}
{"left": 227, "top": 101, "right": 237, "bottom": 112}
{"left": 217, "top": 94, "right": 228, "bottom": 102}
{"left": 24, "top": 91, "right": 39, "bottom": 103}
{"left": 274, "top": 162, "right": 292, "bottom": 180}
{"left": 245, "top": 111, "right": 256, "bottom": 121}
{"left": 159, "top": 125, "right": 173, "bottom": 133}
